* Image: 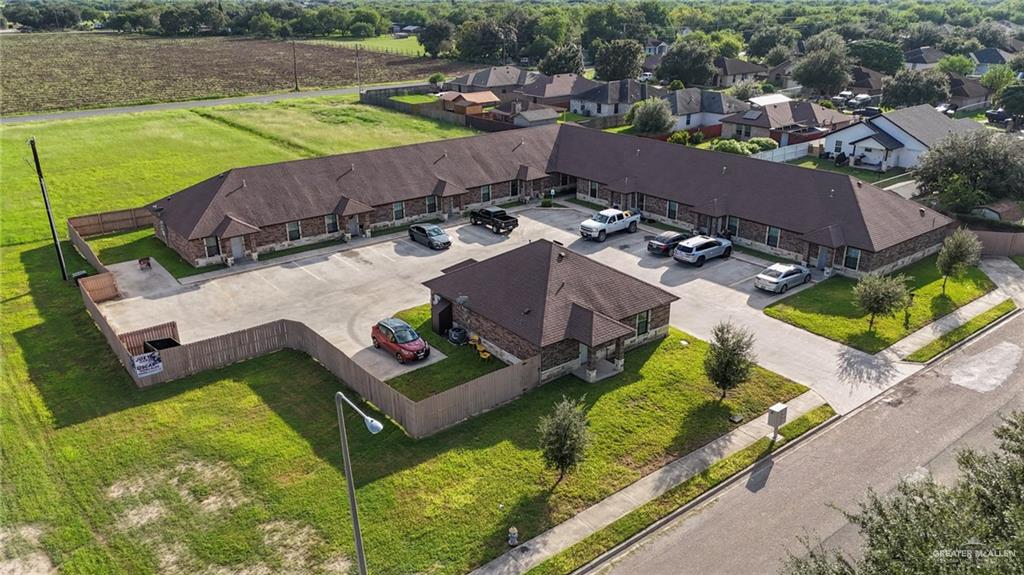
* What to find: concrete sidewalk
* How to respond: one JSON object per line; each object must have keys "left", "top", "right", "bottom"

{"left": 469, "top": 390, "right": 827, "bottom": 575}
{"left": 981, "top": 257, "right": 1024, "bottom": 306}
{"left": 883, "top": 289, "right": 1012, "bottom": 360}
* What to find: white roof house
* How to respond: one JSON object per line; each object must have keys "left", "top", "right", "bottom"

{"left": 748, "top": 93, "right": 793, "bottom": 107}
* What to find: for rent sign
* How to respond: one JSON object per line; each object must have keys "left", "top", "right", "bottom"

{"left": 132, "top": 351, "right": 163, "bottom": 378}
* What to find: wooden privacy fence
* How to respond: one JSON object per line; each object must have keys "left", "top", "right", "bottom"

{"left": 79, "top": 272, "right": 120, "bottom": 302}
{"left": 68, "top": 207, "right": 153, "bottom": 237}
{"left": 973, "top": 230, "right": 1024, "bottom": 256}
{"left": 82, "top": 290, "right": 543, "bottom": 437}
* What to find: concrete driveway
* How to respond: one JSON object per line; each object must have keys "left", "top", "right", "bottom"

{"left": 100, "top": 207, "right": 919, "bottom": 407}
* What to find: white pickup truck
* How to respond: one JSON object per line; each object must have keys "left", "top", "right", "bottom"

{"left": 579, "top": 208, "right": 641, "bottom": 242}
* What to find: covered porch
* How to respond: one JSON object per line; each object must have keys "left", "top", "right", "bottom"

{"left": 571, "top": 334, "right": 627, "bottom": 384}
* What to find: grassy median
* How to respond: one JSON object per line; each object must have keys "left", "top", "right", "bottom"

{"left": 905, "top": 299, "right": 1018, "bottom": 362}
{"left": 764, "top": 255, "right": 994, "bottom": 354}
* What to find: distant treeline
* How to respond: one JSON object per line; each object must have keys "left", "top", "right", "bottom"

{"left": 3, "top": 0, "right": 1024, "bottom": 63}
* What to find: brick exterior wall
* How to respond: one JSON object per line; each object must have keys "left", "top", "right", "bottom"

{"left": 541, "top": 339, "right": 581, "bottom": 371}
{"left": 842, "top": 224, "right": 952, "bottom": 276}
{"left": 731, "top": 217, "right": 808, "bottom": 260}
{"left": 453, "top": 304, "right": 539, "bottom": 362}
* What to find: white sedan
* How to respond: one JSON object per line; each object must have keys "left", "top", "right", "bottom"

{"left": 754, "top": 263, "right": 812, "bottom": 294}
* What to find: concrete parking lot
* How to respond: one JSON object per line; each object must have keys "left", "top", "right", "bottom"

{"left": 100, "top": 207, "right": 920, "bottom": 408}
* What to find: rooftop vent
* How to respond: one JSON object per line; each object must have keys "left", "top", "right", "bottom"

{"left": 721, "top": 166, "right": 727, "bottom": 175}
{"left": 919, "top": 207, "right": 926, "bottom": 217}
{"left": 523, "top": 308, "right": 531, "bottom": 315}
{"left": 557, "top": 251, "right": 566, "bottom": 262}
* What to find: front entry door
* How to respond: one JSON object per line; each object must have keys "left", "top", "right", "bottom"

{"left": 349, "top": 216, "right": 361, "bottom": 236}
{"left": 578, "top": 343, "right": 589, "bottom": 365}
{"left": 230, "top": 237, "right": 245, "bottom": 260}
{"left": 816, "top": 246, "right": 829, "bottom": 269}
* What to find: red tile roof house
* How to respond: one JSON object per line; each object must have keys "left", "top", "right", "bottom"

{"left": 150, "top": 124, "right": 953, "bottom": 277}
{"left": 423, "top": 240, "right": 678, "bottom": 383}
{"left": 719, "top": 101, "right": 855, "bottom": 145}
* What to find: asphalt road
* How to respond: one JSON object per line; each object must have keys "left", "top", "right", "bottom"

{"left": 599, "top": 312, "right": 1024, "bottom": 575}
{"left": 0, "top": 81, "right": 424, "bottom": 125}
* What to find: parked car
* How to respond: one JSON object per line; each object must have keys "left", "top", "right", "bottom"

{"left": 831, "top": 90, "right": 854, "bottom": 106}
{"left": 847, "top": 94, "right": 873, "bottom": 108}
{"left": 646, "top": 230, "right": 689, "bottom": 255}
{"left": 753, "top": 263, "right": 811, "bottom": 294}
{"left": 638, "top": 72, "right": 654, "bottom": 82}
{"left": 470, "top": 207, "right": 519, "bottom": 234}
{"left": 672, "top": 235, "right": 732, "bottom": 266}
{"left": 934, "top": 102, "right": 958, "bottom": 117}
{"left": 580, "top": 208, "right": 641, "bottom": 242}
{"left": 408, "top": 223, "right": 451, "bottom": 249}
{"left": 853, "top": 106, "right": 882, "bottom": 118}
{"left": 986, "top": 108, "right": 1011, "bottom": 126}
{"left": 371, "top": 318, "right": 430, "bottom": 364}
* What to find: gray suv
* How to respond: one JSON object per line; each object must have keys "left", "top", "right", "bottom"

{"left": 673, "top": 235, "right": 732, "bottom": 267}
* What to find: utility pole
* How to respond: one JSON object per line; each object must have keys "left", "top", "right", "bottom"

{"left": 291, "top": 39, "right": 299, "bottom": 91}
{"left": 29, "top": 137, "right": 68, "bottom": 281}
{"left": 356, "top": 44, "right": 361, "bottom": 93}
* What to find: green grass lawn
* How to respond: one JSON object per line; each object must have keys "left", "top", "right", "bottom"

{"left": 558, "top": 112, "right": 588, "bottom": 123}
{"left": 389, "top": 94, "right": 438, "bottom": 105}
{"left": 785, "top": 157, "right": 907, "bottom": 185}
{"left": 905, "top": 299, "right": 1018, "bottom": 362}
{"left": 84, "top": 229, "right": 222, "bottom": 279}
{"left": 1013, "top": 256, "right": 1024, "bottom": 271}
{"left": 603, "top": 124, "right": 637, "bottom": 134}
{"left": 1, "top": 240, "right": 806, "bottom": 573}
{"left": 1, "top": 96, "right": 474, "bottom": 248}
{"left": 308, "top": 34, "right": 426, "bottom": 56}
{"left": 765, "top": 255, "right": 995, "bottom": 353}
{"left": 385, "top": 305, "right": 505, "bottom": 401}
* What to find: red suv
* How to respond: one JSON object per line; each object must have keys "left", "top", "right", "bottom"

{"left": 371, "top": 318, "right": 430, "bottom": 363}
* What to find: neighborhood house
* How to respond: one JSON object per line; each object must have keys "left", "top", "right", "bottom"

{"left": 440, "top": 91, "right": 500, "bottom": 115}
{"left": 443, "top": 66, "right": 538, "bottom": 101}
{"left": 662, "top": 88, "right": 749, "bottom": 135}
{"left": 711, "top": 56, "right": 767, "bottom": 87}
{"left": 150, "top": 123, "right": 953, "bottom": 277}
{"left": 423, "top": 240, "right": 678, "bottom": 383}
{"left": 570, "top": 79, "right": 666, "bottom": 117}
{"left": 719, "top": 101, "right": 853, "bottom": 145}
{"left": 514, "top": 73, "right": 602, "bottom": 109}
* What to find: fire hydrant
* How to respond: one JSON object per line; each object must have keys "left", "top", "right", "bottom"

{"left": 507, "top": 526, "right": 519, "bottom": 547}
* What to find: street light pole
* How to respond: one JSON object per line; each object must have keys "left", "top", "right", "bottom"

{"left": 335, "top": 391, "right": 383, "bottom": 575}
{"left": 29, "top": 137, "right": 68, "bottom": 281}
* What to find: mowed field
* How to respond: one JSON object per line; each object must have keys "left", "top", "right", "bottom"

{"left": 0, "top": 95, "right": 474, "bottom": 246}
{"left": 0, "top": 32, "right": 474, "bottom": 115}
{"left": 0, "top": 97, "right": 808, "bottom": 573}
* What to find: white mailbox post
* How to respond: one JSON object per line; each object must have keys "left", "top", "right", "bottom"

{"left": 768, "top": 403, "right": 788, "bottom": 441}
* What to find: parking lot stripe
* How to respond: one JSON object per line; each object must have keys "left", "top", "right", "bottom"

{"left": 255, "top": 271, "right": 283, "bottom": 292}
{"left": 728, "top": 273, "right": 760, "bottom": 288}
{"left": 296, "top": 265, "right": 326, "bottom": 282}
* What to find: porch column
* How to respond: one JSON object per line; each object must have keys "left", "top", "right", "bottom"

{"left": 360, "top": 213, "right": 372, "bottom": 238}
{"left": 585, "top": 344, "right": 597, "bottom": 383}
{"left": 613, "top": 338, "right": 625, "bottom": 370}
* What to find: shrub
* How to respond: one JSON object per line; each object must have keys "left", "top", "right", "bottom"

{"left": 761, "top": 82, "right": 777, "bottom": 93}
{"left": 667, "top": 130, "right": 691, "bottom": 145}
{"left": 853, "top": 273, "right": 910, "bottom": 331}
{"left": 817, "top": 99, "right": 836, "bottom": 109}
{"left": 711, "top": 138, "right": 752, "bottom": 155}
{"left": 348, "top": 21, "right": 375, "bottom": 38}
{"left": 427, "top": 72, "right": 445, "bottom": 86}
{"left": 689, "top": 131, "right": 705, "bottom": 145}
{"left": 936, "top": 228, "right": 982, "bottom": 294}
{"left": 629, "top": 98, "right": 673, "bottom": 134}
{"left": 668, "top": 79, "right": 685, "bottom": 91}
{"left": 704, "top": 322, "right": 757, "bottom": 401}
{"left": 538, "top": 396, "right": 590, "bottom": 482}
{"left": 747, "top": 137, "right": 779, "bottom": 152}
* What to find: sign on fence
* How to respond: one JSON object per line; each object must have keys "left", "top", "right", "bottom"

{"left": 132, "top": 351, "right": 164, "bottom": 378}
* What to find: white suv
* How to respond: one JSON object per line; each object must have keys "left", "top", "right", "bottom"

{"left": 672, "top": 235, "right": 732, "bottom": 267}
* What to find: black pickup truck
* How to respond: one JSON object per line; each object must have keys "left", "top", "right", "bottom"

{"left": 469, "top": 207, "right": 519, "bottom": 234}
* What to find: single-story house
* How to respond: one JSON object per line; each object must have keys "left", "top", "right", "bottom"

{"left": 748, "top": 93, "right": 793, "bottom": 107}
{"left": 514, "top": 73, "right": 602, "bottom": 109}
{"left": 663, "top": 88, "right": 749, "bottom": 133}
{"left": 443, "top": 66, "right": 539, "bottom": 101}
{"left": 848, "top": 65, "right": 886, "bottom": 95}
{"left": 641, "top": 53, "right": 663, "bottom": 74}
{"left": 904, "top": 46, "right": 948, "bottom": 70}
{"left": 423, "top": 240, "right": 678, "bottom": 382}
{"left": 947, "top": 73, "right": 991, "bottom": 109}
{"left": 711, "top": 57, "right": 768, "bottom": 88}
{"left": 490, "top": 99, "right": 560, "bottom": 127}
{"left": 439, "top": 91, "right": 500, "bottom": 115}
{"left": 152, "top": 123, "right": 953, "bottom": 277}
{"left": 822, "top": 104, "right": 986, "bottom": 171}
{"left": 719, "top": 101, "right": 854, "bottom": 145}
{"left": 645, "top": 39, "right": 670, "bottom": 56}
{"left": 972, "top": 199, "right": 1024, "bottom": 224}
{"left": 767, "top": 60, "right": 801, "bottom": 90}
{"left": 569, "top": 80, "right": 666, "bottom": 117}
{"left": 970, "top": 47, "right": 1013, "bottom": 76}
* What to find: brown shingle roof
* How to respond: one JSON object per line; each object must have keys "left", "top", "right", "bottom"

{"left": 720, "top": 101, "right": 851, "bottom": 130}
{"left": 449, "top": 66, "right": 536, "bottom": 89}
{"left": 516, "top": 74, "right": 602, "bottom": 99}
{"left": 849, "top": 65, "right": 886, "bottom": 92}
{"left": 714, "top": 56, "right": 767, "bottom": 76}
{"left": 422, "top": 240, "right": 677, "bottom": 348}
{"left": 440, "top": 91, "right": 500, "bottom": 105}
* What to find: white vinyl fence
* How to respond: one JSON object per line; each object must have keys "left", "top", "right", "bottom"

{"left": 751, "top": 139, "right": 821, "bottom": 163}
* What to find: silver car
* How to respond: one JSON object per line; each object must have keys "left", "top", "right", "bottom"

{"left": 754, "top": 263, "right": 812, "bottom": 294}
{"left": 672, "top": 235, "right": 732, "bottom": 267}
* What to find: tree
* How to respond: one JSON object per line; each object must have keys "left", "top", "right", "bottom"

{"left": 1002, "top": 83, "right": 1024, "bottom": 123}
{"left": 668, "top": 79, "right": 685, "bottom": 91}
{"left": 853, "top": 273, "right": 909, "bottom": 331}
{"left": 1010, "top": 53, "right": 1024, "bottom": 74}
{"left": 980, "top": 65, "right": 1017, "bottom": 102}
{"left": 747, "top": 25, "right": 800, "bottom": 58}
{"left": 783, "top": 412, "right": 1024, "bottom": 575}
{"left": 427, "top": 72, "right": 445, "bottom": 86}
{"left": 765, "top": 45, "right": 792, "bottom": 67}
{"left": 848, "top": 39, "right": 903, "bottom": 75}
{"left": 537, "top": 396, "right": 589, "bottom": 483}
{"left": 917, "top": 130, "right": 1024, "bottom": 202}
{"left": 594, "top": 39, "right": 643, "bottom": 81}
{"left": 881, "top": 68, "right": 950, "bottom": 108}
{"left": 936, "top": 173, "right": 988, "bottom": 214}
{"left": 938, "top": 34, "right": 983, "bottom": 57}
{"left": 728, "top": 80, "right": 762, "bottom": 101}
{"left": 419, "top": 20, "right": 454, "bottom": 58}
{"left": 655, "top": 40, "right": 716, "bottom": 86}
{"left": 936, "top": 229, "right": 982, "bottom": 294}
{"left": 793, "top": 43, "right": 851, "bottom": 96}
{"left": 538, "top": 44, "right": 584, "bottom": 76}
{"left": 971, "top": 20, "right": 1009, "bottom": 50}
{"left": 455, "top": 19, "right": 508, "bottom": 63}
{"left": 347, "top": 21, "right": 374, "bottom": 39}
{"left": 703, "top": 321, "right": 757, "bottom": 401}
{"left": 350, "top": 6, "right": 384, "bottom": 36}
{"left": 937, "top": 55, "right": 976, "bottom": 77}
{"left": 901, "top": 21, "right": 943, "bottom": 50}
{"left": 628, "top": 98, "right": 673, "bottom": 134}
{"left": 248, "top": 11, "right": 280, "bottom": 38}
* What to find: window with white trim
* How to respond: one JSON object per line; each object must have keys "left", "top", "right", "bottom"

{"left": 685, "top": 114, "right": 692, "bottom": 126}
{"left": 589, "top": 180, "right": 599, "bottom": 198}
{"left": 286, "top": 221, "right": 301, "bottom": 241}
{"left": 480, "top": 184, "right": 492, "bottom": 203}
{"left": 765, "top": 226, "right": 781, "bottom": 248}
{"left": 325, "top": 214, "right": 339, "bottom": 234}
{"left": 426, "top": 195, "right": 438, "bottom": 213}
{"left": 393, "top": 201, "right": 405, "bottom": 220}
{"left": 667, "top": 201, "right": 678, "bottom": 220}
{"left": 843, "top": 246, "right": 862, "bottom": 270}
{"left": 833, "top": 140, "right": 843, "bottom": 154}
{"left": 203, "top": 237, "right": 220, "bottom": 257}
{"left": 726, "top": 216, "right": 740, "bottom": 235}
{"left": 635, "top": 309, "right": 651, "bottom": 336}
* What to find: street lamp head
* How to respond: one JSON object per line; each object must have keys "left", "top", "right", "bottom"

{"left": 364, "top": 416, "right": 384, "bottom": 435}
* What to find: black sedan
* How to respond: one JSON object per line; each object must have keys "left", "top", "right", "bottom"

{"left": 408, "top": 223, "right": 452, "bottom": 249}
{"left": 646, "top": 231, "right": 689, "bottom": 255}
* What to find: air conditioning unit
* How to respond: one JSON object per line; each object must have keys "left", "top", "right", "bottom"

{"left": 226, "top": 256, "right": 235, "bottom": 267}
